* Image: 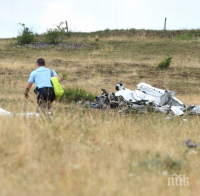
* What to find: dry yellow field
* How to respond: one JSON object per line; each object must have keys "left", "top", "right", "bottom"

{"left": 0, "top": 33, "right": 200, "bottom": 196}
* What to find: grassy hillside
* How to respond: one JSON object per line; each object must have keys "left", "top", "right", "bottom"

{"left": 0, "top": 30, "right": 200, "bottom": 195}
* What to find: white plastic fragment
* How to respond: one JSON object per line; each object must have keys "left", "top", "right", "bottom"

{"left": 115, "top": 88, "right": 138, "bottom": 102}
{"left": 17, "top": 113, "right": 40, "bottom": 118}
{"left": 0, "top": 108, "right": 12, "bottom": 116}
{"left": 170, "top": 106, "right": 184, "bottom": 116}
{"left": 165, "top": 116, "right": 172, "bottom": 120}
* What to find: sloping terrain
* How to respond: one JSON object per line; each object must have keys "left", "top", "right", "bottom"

{"left": 0, "top": 31, "right": 200, "bottom": 195}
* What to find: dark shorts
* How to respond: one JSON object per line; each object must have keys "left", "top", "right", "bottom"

{"left": 37, "top": 87, "right": 55, "bottom": 109}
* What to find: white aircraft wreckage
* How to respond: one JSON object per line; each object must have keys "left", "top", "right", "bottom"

{"left": 92, "top": 82, "right": 200, "bottom": 116}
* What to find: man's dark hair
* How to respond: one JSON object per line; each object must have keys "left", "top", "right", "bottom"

{"left": 37, "top": 58, "right": 45, "bottom": 66}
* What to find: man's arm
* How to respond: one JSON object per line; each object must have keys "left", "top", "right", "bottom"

{"left": 55, "top": 75, "right": 61, "bottom": 82}
{"left": 24, "top": 82, "right": 33, "bottom": 98}
{"left": 52, "top": 70, "right": 61, "bottom": 82}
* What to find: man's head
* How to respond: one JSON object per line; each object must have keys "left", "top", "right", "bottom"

{"left": 37, "top": 58, "right": 45, "bottom": 66}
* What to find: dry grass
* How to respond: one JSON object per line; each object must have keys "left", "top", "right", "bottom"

{"left": 0, "top": 35, "right": 200, "bottom": 195}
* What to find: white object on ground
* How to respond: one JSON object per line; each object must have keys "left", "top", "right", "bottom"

{"left": 115, "top": 88, "right": 139, "bottom": 102}
{"left": 170, "top": 106, "right": 184, "bottom": 116}
{"left": 0, "top": 108, "right": 12, "bottom": 116}
{"left": 0, "top": 108, "right": 42, "bottom": 118}
{"left": 188, "top": 105, "right": 200, "bottom": 115}
{"left": 17, "top": 113, "right": 40, "bottom": 118}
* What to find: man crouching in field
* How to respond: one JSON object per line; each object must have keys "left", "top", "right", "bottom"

{"left": 24, "top": 58, "right": 61, "bottom": 112}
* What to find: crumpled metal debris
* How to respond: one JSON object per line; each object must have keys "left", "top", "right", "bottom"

{"left": 91, "top": 82, "right": 200, "bottom": 116}
{"left": 187, "top": 105, "right": 200, "bottom": 115}
{"left": 93, "top": 89, "right": 119, "bottom": 109}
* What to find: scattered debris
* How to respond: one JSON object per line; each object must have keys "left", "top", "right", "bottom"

{"left": 188, "top": 150, "right": 198, "bottom": 154}
{"left": 92, "top": 89, "right": 119, "bottom": 109}
{"left": 89, "top": 102, "right": 100, "bottom": 109}
{"left": 91, "top": 82, "right": 200, "bottom": 116}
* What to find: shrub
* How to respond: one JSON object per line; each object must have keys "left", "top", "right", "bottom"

{"left": 95, "top": 35, "right": 100, "bottom": 42}
{"left": 61, "top": 72, "right": 67, "bottom": 80}
{"left": 45, "top": 29, "right": 64, "bottom": 44}
{"left": 45, "top": 22, "right": 66, "bottom": 44}
{"left": 17, "top": 23, "right": 35, "bottom": 45}
{"left": 162, "top": 156, "right": 182, "bottom": 174}
{"left": 139, "top": 154, "right": 182, "bottom": 174}
{"left": 176, "top": 32, "right": 195, "bottom": 40}
{"left": 129, "top": 28, "right": 136, "bottom": 35}
{"left": 157, "top": 56, "right": 172, "bottom": 69}
{"left": 60, "top": 87, "right": 95, "bottom": 103}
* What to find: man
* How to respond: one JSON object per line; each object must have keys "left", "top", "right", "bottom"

{"left": 24, "top": 58, "right": 61, "bottom": 111}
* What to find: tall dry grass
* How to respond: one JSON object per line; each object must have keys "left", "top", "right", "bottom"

{"left": 0, "top": 110, "right": 200, "bottom": 196}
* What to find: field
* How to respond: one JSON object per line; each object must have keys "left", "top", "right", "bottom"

{"left": 0, "top": 30, "right": 200, "bottom": 195}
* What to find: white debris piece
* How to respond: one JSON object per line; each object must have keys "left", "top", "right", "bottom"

{"left": 137, "top": 82, "right": 183, "bottom": 107}
{"left": 0, "top": 108, "right": 12, "bottom": 116}
{"left": 0, "top": 108, "right": 41, "bottom": 118}
{"left": 137, "top": 82, "right": 172, "bottom": 106}
{"left": 17, "top": 113, "right": 40, "bottom": 118}
{"left": 170, "top": 106, "right": 184, "bottom": 116}
{"left": 115, "top": 88, "right": 139, "bottom": 102}
{"left": 188, "top": 105, "right": 200, "bottom": 115}
{"left": 169, "top": 96, "right": 185, "bottom": 108}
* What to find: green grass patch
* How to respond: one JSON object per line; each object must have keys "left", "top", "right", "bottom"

{"left": 157, "top": 56, "right": 172, "bottom": 69}
{"left": 176, "top": 32, "right": 195, "bottom": 40}
{"left": 139, "top": 153, "right": 182, "bottom": 174}
{"left": 61, "top": 87, "right": 95, "bottom": 103}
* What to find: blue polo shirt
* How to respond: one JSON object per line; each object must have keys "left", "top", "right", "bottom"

{"left": 28, "top": 66, "right": 57, "bottom": 88}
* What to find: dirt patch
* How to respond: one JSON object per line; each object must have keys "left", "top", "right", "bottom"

{"left": 49, "top": 59, "right": 68, "bottom": 67}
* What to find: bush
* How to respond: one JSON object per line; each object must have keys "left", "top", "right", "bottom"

{"left": 60, "top": 87, "right": 95, "bottom": 103}
{"left": 129, "top": 28, "right": 136, "bottom": 35}
{"left": 157, "top": 56, "right": 172, "bottom": 69}
{"left": 45, "top": 22, "right": 66, "bottom": 44}
{"left": 61, "top": 72, "right": 67, "bottom": 80}
{"left": 17, "top": 23, "right": 35, "bottom": 45}
{"left": 139, "top": 154, "right": 182, "bottom": 174}
{"left": 176, "top": 32, "right": 195, "bottom": 40}
{"left": 45, "top": 29, "right": 64, "bottom": 44}
{"left": 95, "top": 35, "right": 100, "bottom": 42}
